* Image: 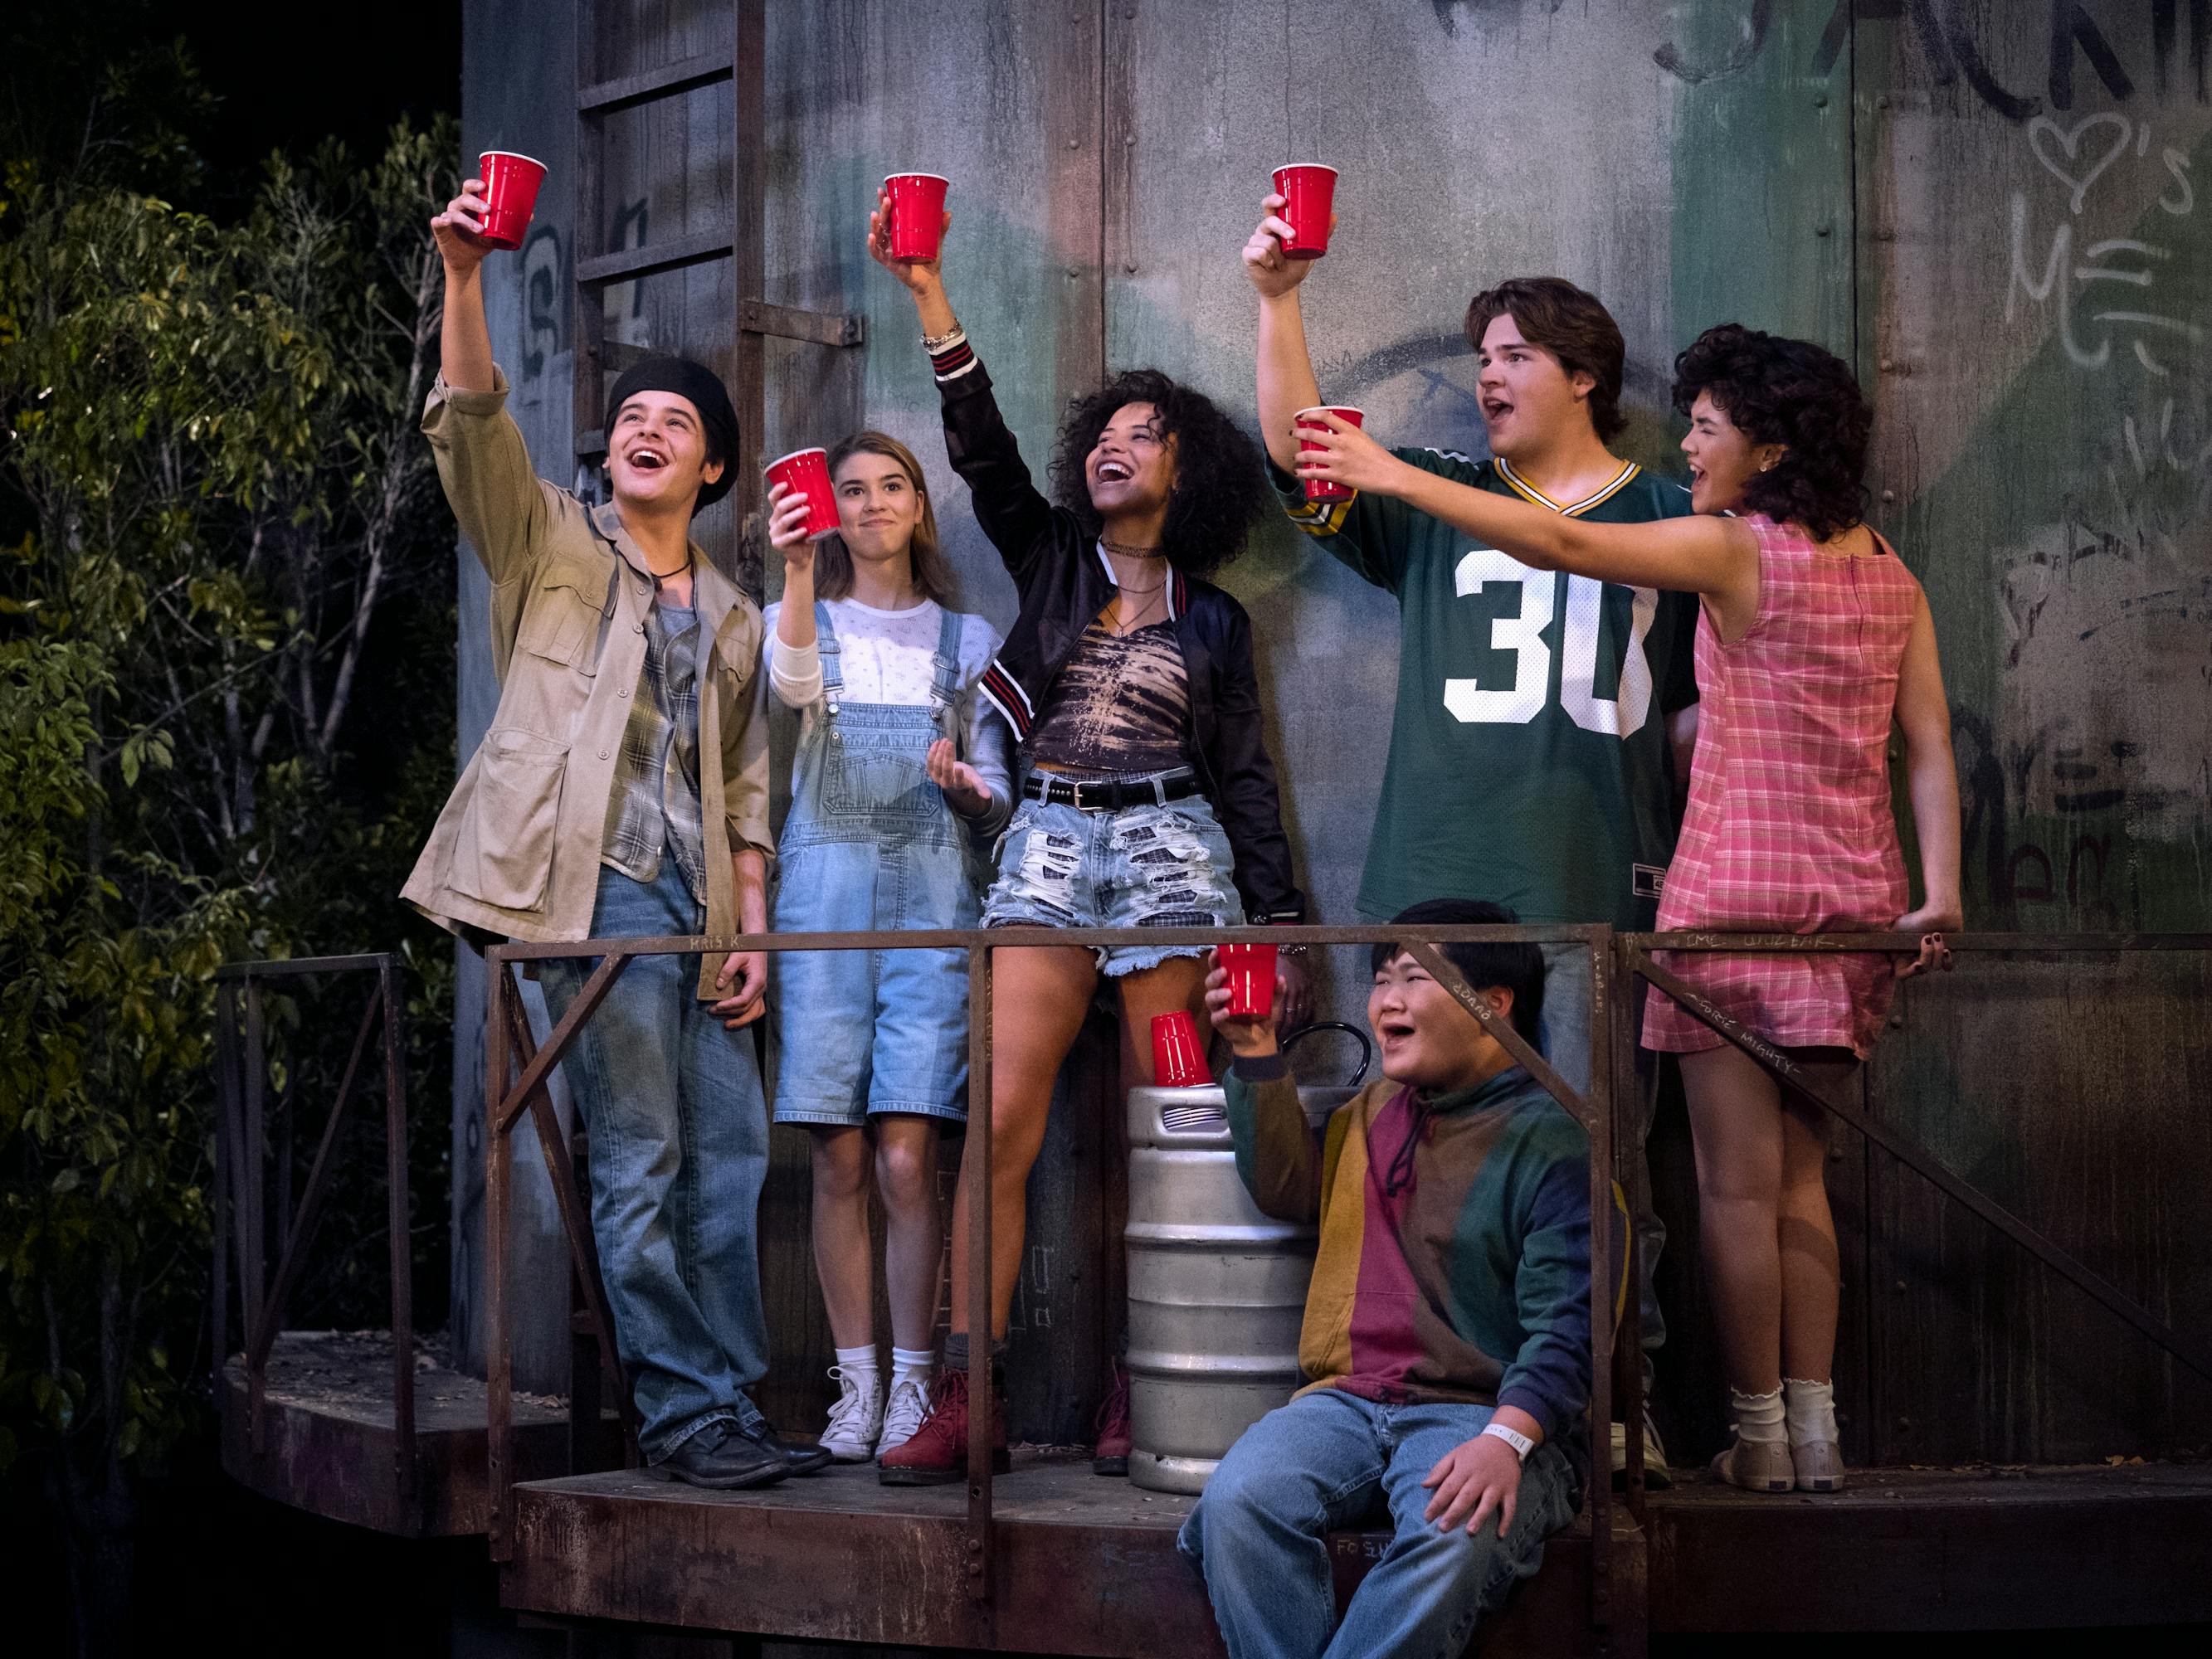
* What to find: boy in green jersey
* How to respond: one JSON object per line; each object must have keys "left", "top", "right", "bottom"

{"left": 1243, "top": 201, "right": 1687, "bottom": 1481}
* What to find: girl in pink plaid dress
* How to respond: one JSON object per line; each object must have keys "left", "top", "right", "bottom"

{"left": 1294, "top": 324, "right": 1963, "bottom": 1500}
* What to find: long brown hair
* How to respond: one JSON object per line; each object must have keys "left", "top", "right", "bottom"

{"left": 811, "top": 431, "right": 957, "bottom": 606}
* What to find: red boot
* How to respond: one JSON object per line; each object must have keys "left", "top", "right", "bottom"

{"left": 1092, "top": 1360, "right": 1131, "bottom": 1477}
{"left": 877, "top": 1364, "right": 1010, "bottom": 1486}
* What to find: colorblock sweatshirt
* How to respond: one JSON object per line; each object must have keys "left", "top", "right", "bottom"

{"left": 1224, "top": 1055, "right": 1625, "bottom": 1442}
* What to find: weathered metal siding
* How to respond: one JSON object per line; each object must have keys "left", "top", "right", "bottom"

{"left": 452, "top": 0, "right": 581, "bottom": 1395}
{"left": 453, "top": 0, "right": 2212, "bottom": 1457}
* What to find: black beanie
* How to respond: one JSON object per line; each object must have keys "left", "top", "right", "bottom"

{"left": 605, "top": 355, "right": 739, "bottom": 510}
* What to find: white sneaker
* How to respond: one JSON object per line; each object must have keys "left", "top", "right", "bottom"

{"left": 877, "top": 1374, "right": 933, "bottom": 1457}
{"left": 820, "top": 1365, "right": 884, "bottom": 1462}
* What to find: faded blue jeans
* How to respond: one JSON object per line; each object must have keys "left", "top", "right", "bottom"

{"left": 1178, "top": 1389, "right": 1581, "bottom": 1659}
{"left": 538, "top": 859, "right": 771, "bottom": 1461}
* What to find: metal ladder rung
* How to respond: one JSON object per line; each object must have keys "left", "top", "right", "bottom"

{"left": 577, "top": 48, "right": 735, "bottom": 114}
{"left": 577, "top": 230, "right": 736, "bottom": 285}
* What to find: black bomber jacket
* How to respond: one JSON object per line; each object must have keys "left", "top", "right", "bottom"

{"left": 940, "top": 357, "right": 1307, "bottom": 925}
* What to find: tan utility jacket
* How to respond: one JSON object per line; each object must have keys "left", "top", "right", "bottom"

{"left": 401, "top": 369, "right": 772, "bottom": 999}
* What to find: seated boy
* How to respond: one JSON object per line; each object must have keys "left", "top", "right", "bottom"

{"left": 1178, "top": 898, "right": 1610, "bottom": 1659}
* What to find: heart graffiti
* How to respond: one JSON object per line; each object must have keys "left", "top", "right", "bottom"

{"left": 2029, "top": 113, "right": 2132, "bottom": 215}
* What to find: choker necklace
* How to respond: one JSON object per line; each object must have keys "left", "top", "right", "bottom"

{"left": 650, "top": 552, "right": 695, "bottom": 587}
{"left": 1101, "top": 537, "right": 1165, "bottom": 560}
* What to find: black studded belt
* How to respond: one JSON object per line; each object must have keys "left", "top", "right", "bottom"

{"left": 1021, "top": 768, "right": 1201, "bottom": 811}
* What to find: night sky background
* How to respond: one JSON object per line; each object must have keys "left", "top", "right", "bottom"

{"left": 7, "top": 0, "right": 460, "bottom": 196}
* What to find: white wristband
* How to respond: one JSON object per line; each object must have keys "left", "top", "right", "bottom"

{"left": 1481, "top": 1421, "right": 1534, "bottom": 1462}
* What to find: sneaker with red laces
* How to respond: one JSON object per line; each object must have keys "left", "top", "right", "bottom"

{"left": 1091, "top": 1360, "right": 1131, "bottom": 1477}
{"left": 877, "top": 1364, "right": 1009, "bottom": 1486}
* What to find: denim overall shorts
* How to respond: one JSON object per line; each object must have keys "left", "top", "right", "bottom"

{"left": 770, "top": 603, "right": 978, "bottom": 1125}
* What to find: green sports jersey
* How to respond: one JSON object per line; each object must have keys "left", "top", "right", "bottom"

{"left": 1273, "top": 448, "right": 1698, "bottom": 927}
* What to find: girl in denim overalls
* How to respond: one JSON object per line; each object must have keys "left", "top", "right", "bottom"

{"left": 763, "top": 431, "right": 1012, "bottom": 1464}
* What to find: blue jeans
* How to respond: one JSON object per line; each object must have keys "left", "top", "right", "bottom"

{"left": 983, "top": 790, "right": 1244, "bottom": 975}
{"left": 1539, "top": 943, "right": 1666, "bottom": 1370}
{"left": 538, "top": 859, "right": 771, "bottom": 1460}
{"left": 1179, "top": 1390, "right": 1581, "bottom": 1659}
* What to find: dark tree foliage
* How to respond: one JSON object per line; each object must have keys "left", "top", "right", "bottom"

{"left": 1, "top": 23, "right": 460, "bottom": 1650}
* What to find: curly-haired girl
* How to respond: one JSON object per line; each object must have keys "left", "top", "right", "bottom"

{"left": 1295, "top": 322, "right": 1962, "bottom": 1498}
{"left": 865, "top": 189, "right": 1309, "bottom": 1485}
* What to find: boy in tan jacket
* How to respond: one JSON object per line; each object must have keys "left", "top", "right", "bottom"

{"left": 405, "top": 174, "right": 822, "bottom": 1490}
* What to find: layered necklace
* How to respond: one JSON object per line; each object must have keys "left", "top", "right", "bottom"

{"left": 1102, "top": 536, "right": 1167, "bottom": 634}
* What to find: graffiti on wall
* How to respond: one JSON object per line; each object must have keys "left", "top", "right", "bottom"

{"left": 1647, "top": 0, "right": 2208, "bottom": 119}
{"left": 2008, "top": 112, "right": 2199, "bottom": 372}
{"left": 1984, "top": 80, "right": 2212, "bottom": 918}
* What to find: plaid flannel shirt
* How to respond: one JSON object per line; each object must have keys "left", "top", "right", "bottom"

{"left": 600, "top": 602, "right": 707, "bottom": 902}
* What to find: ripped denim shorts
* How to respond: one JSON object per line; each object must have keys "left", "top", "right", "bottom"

{"left": 981, "top": 786, "right": 1245, "bottom": 975}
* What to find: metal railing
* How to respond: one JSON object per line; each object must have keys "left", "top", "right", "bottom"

{"left": 479, "top": 922, "right": 1632, "bottom": 1633}
{"left": 212, "top": 954, "right": 415, "bottom": 1513}
{"left": 475, "top": 922, "right": 2212, "bottom": 1644}
{"left": 1605, "top": 929, "right": 2212, "bottom": 1508}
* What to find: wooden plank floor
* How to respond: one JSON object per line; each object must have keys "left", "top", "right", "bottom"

{"left": 216, "top": 1362, "right": 2212, "bottom": 1642}
{"left": 503, "top": 1452, "right": 2212, "bottom": 1650}
{"left": 503, "top": 1448, "right": 1620, "bottom": 1657}
{"left": 218, "top": 1332, "right": 576, "bottom": 1537}
{"left": 1645, "top": 1462, "right": 2212, "bottom": 1632}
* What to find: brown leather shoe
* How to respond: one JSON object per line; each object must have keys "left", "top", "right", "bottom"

{"left": 877, "top": 1365, "right": 1010, "bottom": 1486}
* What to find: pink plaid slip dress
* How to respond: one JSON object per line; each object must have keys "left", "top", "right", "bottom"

{"left": 1641, "top": 513, "right": 1924, "bottom": 1060}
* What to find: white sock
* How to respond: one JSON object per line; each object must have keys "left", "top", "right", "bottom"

{"left": 1728, "top": 1385, "right": 1787, "bottom": 1445}
{"left": 834, "top": 1344, "right": 880, "bottom": 1393}
{"left": 1783, "top": 1377, "right": 1839, "bottom": 1445}
{"left": 890, "top": 1345, "right": 935, "bottom": 1391}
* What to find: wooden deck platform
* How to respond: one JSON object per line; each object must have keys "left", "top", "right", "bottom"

{"left": 503, "top": 1449, "right": 1628, "bottom": 1657}
{"left": 218, "top": 1331, "right": 578, "bottom": 1536}
{"left": 215, "top": 1361, "right": 2212, "bottom": 1647}
{"left": 500, "top": 1452, "right": 2212, "bottom": 1651}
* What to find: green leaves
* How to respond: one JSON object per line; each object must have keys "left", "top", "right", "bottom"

{"left": 0, "top": 117, "right": 461, "bottom": 1491}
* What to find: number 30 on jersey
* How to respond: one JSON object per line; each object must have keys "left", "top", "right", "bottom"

{"left": 1443, "top": 548, "right": 1657, "bottom": 736}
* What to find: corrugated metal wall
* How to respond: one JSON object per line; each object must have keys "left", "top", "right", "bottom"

{"left": 454, "top": 0, "right": 2212, "bottom": 1458}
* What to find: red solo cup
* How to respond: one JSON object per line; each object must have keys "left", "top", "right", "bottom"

{"left": 1150, "top": 1011, "right": 1211, "bottom": 1089}
{"left": 1294, "top": 406, "right": 1367, "bottom": 503}
{"left": 477, "top": 151, "right": 548, "bottom": 250}
{"left": 765, "top": 447, "right": 840, "bottom": 538}
{"left": 1271, "top": 163, "right": 1337, "bottom": 260}
{"left": 1216, "top": 943, "right": 1279, "bottom": 1019}
{"left": 882, "top": 173, "right": 950, "bottom": 260}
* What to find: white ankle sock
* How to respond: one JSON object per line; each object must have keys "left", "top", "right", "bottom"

{"left": 890, "top": 1345, "right": 934, "bottom": 1390}
{"left": 1783, "top": 1377, "right": 1838, "bottom": 1444}
{"left": 834, "top": 1344, "right": 880, "bottom": 1391}
{"left": 1728, "top": 1385, "right": 1787, "bottom": 1445}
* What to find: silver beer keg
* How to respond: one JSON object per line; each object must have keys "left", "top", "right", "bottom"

{"left": 1123, "top": 1024, "right": 1371, "bottom": 1494}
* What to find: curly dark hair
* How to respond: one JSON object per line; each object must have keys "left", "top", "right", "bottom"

{"left": 1671, "top": 324, "right": 1871, "bottom": 542}
{"left": 1048, "top": 368, "right": 1269, "bottom": 577}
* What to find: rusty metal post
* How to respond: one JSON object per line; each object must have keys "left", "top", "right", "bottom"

{"left": 731, "top": 0, "right": 767, "bottom": 558}
{"left": 242, "top": 975, "right": 267, "bottom": 1446}
{"left": 241, "top": 979, "right": 266, "bottom": 1340}
{"left": 965, "top": 941, "right": 995, "bottom": 1607}
{"left": 504, "top": 981, "right": 640, "bottom": 1445}
{"left": 381, "top": 959, "right": 417, "bottom": 1520}
{"left": 1582, "top": 939, "right": 1616, "bottom": 1637}
{"left": 486, "top": 951, "right": 514, "bottom": 1562}
{"left": 211, "top": 982, "right": 236, "bottom": 1382}
{"left": 1609, "top": 935, "right": 1649, "bottom": 1522}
